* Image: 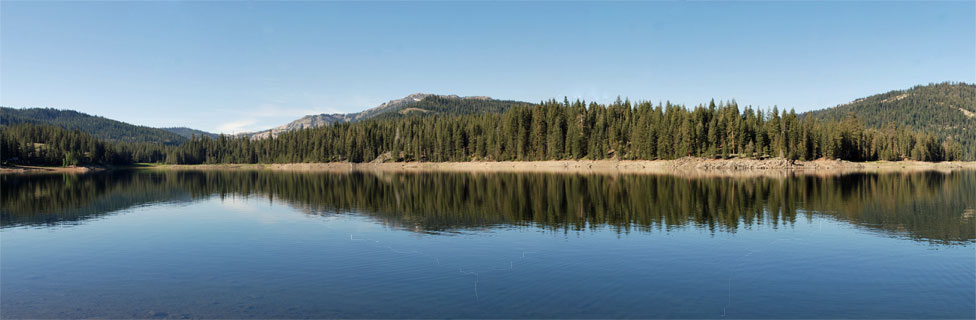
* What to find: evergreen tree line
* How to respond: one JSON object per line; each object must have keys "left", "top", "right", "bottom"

{"left": 806, "top": 82, "right": 976, "bottom": 159}
{"left": 1, "top": 98, "right": 965, "bottom": 166}
{"left": 0, "top": 107, "right": 187, "bottom": 145}
{"left": 0, "top": 123, "right": 168, "bottom": 166}
{"left": 163, "top": 98, "right": 961, "bottom": 164}
{"left": 0, "top": 123, "right": 130, "bottom": 166}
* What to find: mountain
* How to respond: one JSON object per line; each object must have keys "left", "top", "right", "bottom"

{"left": 249, "top": 93, "right": 532, "bottom": 139}
{"left": 162, "top": 127, "right": 219, "bottom": 139}
{"left": 805, "top": 82, "right": 976, "bottom": 159}
{"left": 363, "top": 94, "right": 521, "bottom": 120}
{"left": 249, "top": 113, "right": 349, "bottom": 139}
{"left": 0, "top": 107, "right": 187, "bottom": 145}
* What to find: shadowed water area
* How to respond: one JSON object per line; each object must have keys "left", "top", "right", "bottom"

{"left": 1, "top": 170, "right": 974, "bottom": 318}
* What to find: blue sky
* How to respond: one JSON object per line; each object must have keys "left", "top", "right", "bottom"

{"left": 2, "top": 1, "right": 973, "bottom": 134}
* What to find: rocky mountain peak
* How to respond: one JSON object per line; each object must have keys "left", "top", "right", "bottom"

{"left": 247, "top": 92, "right": 512, "bottom": 139}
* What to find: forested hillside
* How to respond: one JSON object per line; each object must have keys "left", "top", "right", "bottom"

{"left": 0, "top": 123, "right": 138, "bottom": 166}
{"left": 249, "top": 94, "right": 532, "bottom": 138}
{"left": 0, "top": 107, "right": 187, "bottom": 145}
{"left": 162, "top": 98, "right": 956, "bottom": 164}
{"left": 162, "top": 127, "right": 219, "bottom": 139}
{"left": 2, "top": 86, "right": 971, "bottom": 167}
{"left": 367, "top": 95, "right": 533, "bottom": 121}
{"left": 806, "top": 82, "right": 975, "bottom": 159}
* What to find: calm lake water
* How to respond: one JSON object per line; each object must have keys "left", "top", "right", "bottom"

{"left": 1, "top": 170, "right": 974, "bottom": 319}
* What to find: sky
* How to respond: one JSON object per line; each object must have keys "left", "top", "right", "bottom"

{"left": 2, "top": 1, "right": 974, "bottom": 134}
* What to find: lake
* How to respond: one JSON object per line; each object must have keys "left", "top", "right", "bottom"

{"left": 1, "top": 169, "right": 973, "bottom": 319}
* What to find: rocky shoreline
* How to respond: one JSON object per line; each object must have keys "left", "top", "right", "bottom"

{"left": 0, "top": 165, "right": 107, "bottom": 174}
{"left": 4, "top": 158, "right": 973, "bottom": 176}
{"left": 141, "top": 158, "right": 976, "bottom": 177}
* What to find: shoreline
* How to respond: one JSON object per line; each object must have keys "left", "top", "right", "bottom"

{"left": 0, "top": 165, "right": 108, "bottom": 174}
{"left": 4, "top": 158, "right": 975, "bottom": 176}
{"left": 142, "top": 158, "right": 976, "bottom": 177}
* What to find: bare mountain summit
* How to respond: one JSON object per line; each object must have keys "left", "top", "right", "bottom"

{"left": 349, "top": 93, "right": 436, "bottom": 122}
{"left": 249, "top": 93, "right": 531, "bottom": 139}
{"left": 249, "top": 113, "right": 349, "bottom": 139}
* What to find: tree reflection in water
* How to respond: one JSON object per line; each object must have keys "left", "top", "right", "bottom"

{"left": 2, "top": 169, "right": 973, "bottom": 244}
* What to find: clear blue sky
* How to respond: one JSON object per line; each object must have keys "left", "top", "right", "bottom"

{"left": 2, "top": 1, "right": 973, "bottom": 134}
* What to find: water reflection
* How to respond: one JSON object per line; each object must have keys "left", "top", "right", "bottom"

{"left": 2, "top": 169, "right": 973, "bottom": 244}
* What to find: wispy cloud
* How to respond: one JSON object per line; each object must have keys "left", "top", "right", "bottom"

{"left": 250, "top": 103, "right": 322, "bottom": 118}
{"left": 210, "top": 93, "right": 379, "bottom": 134}
{"left": 213, "top": 103, "right": 338, "bottom": 134}
{"left": 216, "top": 119, "right": 259, "bottom": 134}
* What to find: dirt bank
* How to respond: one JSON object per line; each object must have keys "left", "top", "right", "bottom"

{"left": 150, "top": 158, "right": 976, "bottom": 177}
{"left": 0, "top": 165, "right": 107, "bottom": 174}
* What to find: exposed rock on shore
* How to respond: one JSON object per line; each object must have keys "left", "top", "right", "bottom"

{"left": 144, "top": 158, "right": 976, "bottom": 178}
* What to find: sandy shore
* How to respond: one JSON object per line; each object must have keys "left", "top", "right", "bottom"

{"left": 0, "top": 165, "right": 106, "bottom": 174}
{"left": 147, "top": 158, "right": 976, "bottom": 177}
{"left": 4, "top": 158, "right": 973, "bottom": 177}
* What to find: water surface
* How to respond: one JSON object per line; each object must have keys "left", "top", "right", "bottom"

{"left": 2, "top": 170, "right": 974, "bottom": 318}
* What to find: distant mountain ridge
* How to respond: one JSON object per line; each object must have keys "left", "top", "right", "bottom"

{"left": 248, "top": 93, "right": 531, "bottom": 139}
{"left": 0, "top": 107, "right": 188, "bottom": 145}
{"left": 0, "top": 94, "right": 527, "bottom": 144}
{"left": 5, "top": 84, "right": 972, "bottom": 158}
{"left": 162, "top": 127, "right": 219, "bottom": 139}
{"left": 805, "top": 82, "right": 975, "bottom": 158}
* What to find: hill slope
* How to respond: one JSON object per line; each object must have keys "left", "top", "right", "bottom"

{"left": 365, "top": 94, "right": 528, "bottom": 121}
{"left": 0, "top": 107, "right": 187, "bottom": 145}
{"left": 162, "top": 127, "right": 219, "bottom": 139}
{"left": 806, "top": 82, "right": 975, "bottom": 159}
{"left": 250, "top": 93, "right": 532, "bottom": 139}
